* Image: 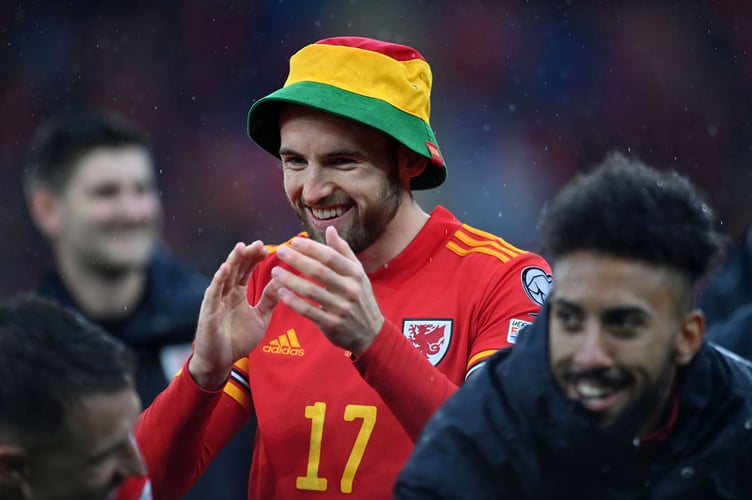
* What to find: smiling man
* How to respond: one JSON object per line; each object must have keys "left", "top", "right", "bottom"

{"left": 395, "top": 153, "right": 752, "bottom": 499}
{"left": 549, "top": 253, "right": 691, "bottom": 435}
{"left": 0, "top": 295, "right": 147, "bottom": 500}
{"left": 132, "top": 36, "right": 551, "bottom": 499}
{"left": 23, "top": 110, "right": 253, "bottom": 500}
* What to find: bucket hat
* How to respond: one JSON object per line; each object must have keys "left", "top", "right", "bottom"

{"left": 247, "top": 36, "right": 446, "bottom": 190}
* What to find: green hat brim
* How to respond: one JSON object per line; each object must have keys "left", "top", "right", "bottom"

{"left": 247, "top": 81, "right": 446, "bottom": 190}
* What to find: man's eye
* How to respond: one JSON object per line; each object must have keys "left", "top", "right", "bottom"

{"left": 91, "top": 186, "right": 118, "bottom": 198}
{"left": 608, "top": 317, "right": 643, "bottom": 338}
{"left": 330, "top": 157, "right": 355, "bottom": 168}
{"left": 554, "top": 309, "right": 580, "bottom": 330}
{"left": 282, "top": 158, "right": 306, "bottom": 170}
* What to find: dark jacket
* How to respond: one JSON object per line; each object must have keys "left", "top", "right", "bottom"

{"left": 705, "top": 303, "right": 752, "bottom": 361}
{"left": 697, "top": 226, "right": 752, "bottom": 328}
{"left": 34, "top": 247, "right": 254, "bottom": 500}
{"left": 395, "top": 306, "right": 752, "bottom": 500}
{"left": 697, "top": 226, "right": 752, "bottom": 359}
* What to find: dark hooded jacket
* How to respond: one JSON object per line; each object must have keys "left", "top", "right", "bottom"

{"left": 697, "top": 226, "right": 752, "bottom": 329}
{"left": 395, "top": 305, "right": 752, "bottom": 499}
{"left": 34, "top": 246, "right": 254, "bottom": 500}
{"left": 35, "top": 246, "right": 207, "bottom": 404}
{"left": 697, "top": 226, "right": 752, "bottom": 360}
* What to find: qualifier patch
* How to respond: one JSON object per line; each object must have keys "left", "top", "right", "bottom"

{"left": 521, "top": 266, "right": 553, "bottom": 307}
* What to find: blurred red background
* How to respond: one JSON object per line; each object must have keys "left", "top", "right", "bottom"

{"left": 2, "top": 0, "right": 750, "bottom": 298}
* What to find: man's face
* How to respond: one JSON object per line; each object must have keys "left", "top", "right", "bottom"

{"left": 51, "top": 146, "right": 161, "bottom": 273}
{"left": 278, "top": 106, "right": 403, "bottom": 254}
{"left": 549, "top": 251, "right": 698, "bottom": 435}
{"left": 23, "top": 388, "right": 145, "bottom": 500}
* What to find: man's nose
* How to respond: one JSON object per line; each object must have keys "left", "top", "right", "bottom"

{"left": 119, "top": 192, "right": 158, "bottom": 222}
{"left": 572, "top": 326, "right": 612, "bottom": 369}
{"left": 301, "top": 164, "right": 333, "bottom": 204}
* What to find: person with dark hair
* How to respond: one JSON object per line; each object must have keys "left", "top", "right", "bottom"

{"left": 131, "top": 36, "right": 551, "bottom": 499}
{"left": 0, "top": 294, "right": 147, "bottom": 500}
{"left": 23, "top": 109, "right": 252, "bottom": 500}
{"left": 394, "top": 153, "right": 752, "bottom": 499}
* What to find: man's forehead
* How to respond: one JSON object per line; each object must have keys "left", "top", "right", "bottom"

{"left": 551, "top": 295, "right": 650, "bottom": 317}
{"left": 554, "top": 253, "right": 678, "bottom": 288}
{"left": 72, "top": 146, "right": 152, "bottom": 174}
{"left": 279, "top": 110, "right": 392, "bottom": 154}
{"left": 550, "top": 255, "right": 679, "bottom": 314}
{"left": 62, "top": 389, "right": 140, "bottom": 454}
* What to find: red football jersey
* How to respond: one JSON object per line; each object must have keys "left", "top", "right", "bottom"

{"left": 137, "top": 206, "right": 551, "bottom": 499}
{"left": 116, "top": 477, "right": 151, "bottom": 500}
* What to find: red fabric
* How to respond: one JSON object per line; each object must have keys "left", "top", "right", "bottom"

{"left": 315, "top": 36, "right": 427, "bottom": 62}
{"left": 134, "top": 365, "right": 250, "bottom": 500}
{"left": 137, "top": 206, "right": 549, "bottom": 499}
{"left": 353, "top": 319, "right": 458, "bottom": 440}
{"left": 115, "top": 476, "right": 149, "bottom": 500}
{"left": 639, "top": 378, "right": 681, "bottom": 448}
{"left": 240, "top": 206, "right": 549, "bottom": 498}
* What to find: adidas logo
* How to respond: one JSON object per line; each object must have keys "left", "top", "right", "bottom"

{"left": 262, "top": 329, "right": 305, "bottom": 356}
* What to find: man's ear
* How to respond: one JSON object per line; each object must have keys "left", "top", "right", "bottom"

{"left": 0, "top": 444, "right": 28, "bottom": 484}
{"left": 674, "top": 310, "right": 705, "bottom": 366}
{"left": 397, "top": 146, "right": 428, "bottom": 188}
{"left": 28, "top": 188, "right": 60, "bottom": 239}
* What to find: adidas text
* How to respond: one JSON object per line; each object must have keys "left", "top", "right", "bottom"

{"left": 262, "top": 345, "right": 305, "bottom": 356}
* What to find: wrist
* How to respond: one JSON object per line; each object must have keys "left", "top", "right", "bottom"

{"left": 187, "top": 355, "right": 230, "bottom": 391}
{"left": 349, "top": 317, "right": 384, "bottom": 357}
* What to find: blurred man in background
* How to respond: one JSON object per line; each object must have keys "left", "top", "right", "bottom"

{"left": 0, "top": 294, "right": 148, "bottom": 500}
{"left": 696, "top": 223, "right": 752, "bottom": 359}
{"left": 23, "top": 110, "right": 252, "bottom": 499}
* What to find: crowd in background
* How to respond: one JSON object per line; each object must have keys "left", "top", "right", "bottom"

{"left": 2, "top": 0, "right": 751, "bottom": 299}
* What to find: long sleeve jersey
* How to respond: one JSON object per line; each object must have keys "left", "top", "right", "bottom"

{"left": 135, "top": 206, "right": 551, "bottom": 499}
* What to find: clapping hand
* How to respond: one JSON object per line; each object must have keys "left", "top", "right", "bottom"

{"left": 189, "top": 241, "right": 281, "bottom": 389}
{"left": 271, "top": 226, "right": 385, "bottom": 356}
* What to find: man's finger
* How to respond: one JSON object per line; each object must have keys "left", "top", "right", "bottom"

{"left": 223, "top": 242, "right": 248, "bottom": 293}
{"left": 256, "top": 277, "right": 283, "bottom": 317}
{"left": 236, "top": 241, "right": 267, "bottom": 287}
{"left": 271, "top": 265, "right": 330, "bottom": 306}
{"left": 286, "top": 236, "right": 358, "bottom": 280}
{"left": 203, "top": 262, "right": 230, "bottom": 316}
{"left": 325, "top": 225, "right": 358, "bottom": 262}
{"left": 277, "top": 286, "right": 330, "bottom": 325}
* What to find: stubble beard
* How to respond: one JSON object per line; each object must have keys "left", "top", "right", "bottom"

{"left": 295, "top": 172, "right": 402, "bottom": 255}
{"left": 602, "top": 350, "right": 677, "bottom": 439}
{"left": 77, "top": 229, "right": 158, "bottom": 279}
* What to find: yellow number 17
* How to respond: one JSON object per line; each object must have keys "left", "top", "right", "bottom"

{"left": 296, "top": 402, "right": 377, "bottom": 494}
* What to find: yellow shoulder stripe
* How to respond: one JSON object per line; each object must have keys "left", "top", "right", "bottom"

{"left": 466, "top": 349, "right": 498, "bottom": 371}
{"left": 461, "top": 224, "right": 526, "bottom": 254}
{"left": 446, "top": 227, "right": 527, "bottom": 263}
{"left": 445, "top": 241, "right": 510, "bottom": 262}
{"left": 266, "top": 232, "right": 308, "bottom": 254}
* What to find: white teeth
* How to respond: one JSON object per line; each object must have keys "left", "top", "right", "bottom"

{"left": 312, "top": 207, "right": 347, "bottom": 220}
{"left": 577, "top": 381, "right": 611, "bottom": 399}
